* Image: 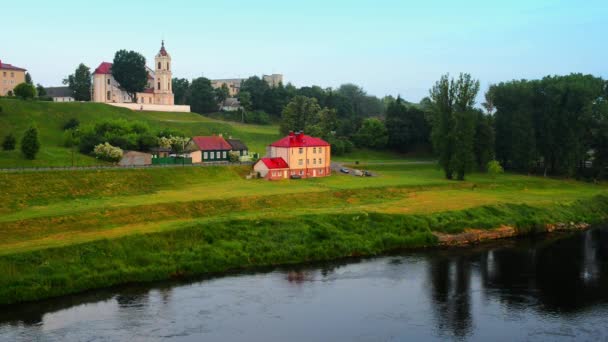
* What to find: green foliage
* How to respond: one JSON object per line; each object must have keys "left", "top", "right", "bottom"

{"left": 13, "top": 83, "right": 36, "bottom": 99}
{"left": 429, "top": 73, "right": 480, "bottom": 180}
{"left": 172, "top": 78, "right": 190, "bottom": 105}
{"left": 63, "top": 118, "right": 80, "bottom": 130}
{"left": 487, "top": 160, "right": 504, "bottom": 178}
{"left": 20, "top": 126, "right": 40, "bottom": 159}
{"left": 215, "top": 83, "right": 230, "bottom": 103}
{"left": 111, "top": 50, "right": 148, "bottom": 102}
{"left": 63, "top": 63, "right": 92, "bottom": 101}
{"left": 385, "top": 97, "right": 431, "bottom": 152}
{"left": 25, "top": 72, "right": 33, "bottom": 85}
{"left": 491, "top": 74, "right": 606, "bottom": 176}
{"left": 2, "top": 134, "right": 16, "bottom": 151}
{"left": 474, "top": 111, "right": 495, "bottom": 171}
{"left": 280, "top": 96, "right": 322, "bottom": 135}
{"left": 78, "top": 119, "right": 152, "bottom": 154}
{"left": 353, "top": 118, "right": 388, "bottom": 149}
{"left": 189, "top": 77, "right": 218, "bottom": 114}
{"left": 228, "top": 151, "right": 240, "bottom": 162}
{"left": 35, "top": 84, "right": 46, "bottom": 97}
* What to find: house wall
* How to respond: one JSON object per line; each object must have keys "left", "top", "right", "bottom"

{"left": 53, "top": 97, "right": 74, "bottom": 102}
{"left": 201, "top": 150, "right": 230, "bottom": 162}
{"left": 119, "top": 152, "right": 152, "bottom": 166}
{"left": 190, "top": 151, "right": 202, "bottom": 163}
{"left": 269, "top": 145, "right": 331, "bottom": 178}
{"left": 0, "top": 68, "right": 26, "bottom": 96}
{"left": 107, "top": 103, "right": 191, "bottom": 113}
{"left": 253, "top": 162, "right": 269, "bottom": 177}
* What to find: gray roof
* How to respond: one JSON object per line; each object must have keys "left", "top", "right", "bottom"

{"left": 223, "top": 98, "right": 241, "bottom": 107}
{"left": 226, "top": 139, "right": 248, "bottom": 151}
{"left": 45, "top": 86, "right": 73, "bottom": 98}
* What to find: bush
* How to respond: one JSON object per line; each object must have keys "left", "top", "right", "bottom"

{"left": 487, "top": 160, "right": 504, "bottom": 178}
{"left": 62, "top": 130, "right": 80, "bottom": 148}
{"left": 63, "top": 118, "right": 80, "bottom": 130}
{"left": 137, "top": 134, "right": 158, "bottom": 151}
{"left": 93, "top": 143, "right": 123, "bottom": 162}
{"left": 13, "top": 83, "right": 36, "bottom": 100}
{"left": 228, "top": 151, "right": 240, "bottom": 163}
{"left": 2, "top": 134, "right": 16, "bottom": 151}
{"left": 21, "top": 127, "right": 40, "bottom": 159}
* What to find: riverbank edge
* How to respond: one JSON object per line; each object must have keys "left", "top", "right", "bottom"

{"left": 1, "top": 195, "right": 608, "bottom": 306}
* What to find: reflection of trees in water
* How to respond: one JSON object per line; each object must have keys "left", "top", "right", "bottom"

{"left": 427, "top": 228, "right": 608, "bottom": 337}
{"left": 428, "top": 255, "right": 473, "bottom": 339}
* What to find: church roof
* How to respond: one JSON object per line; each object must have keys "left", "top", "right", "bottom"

{"left": 158, "top": 40, "right": 169, "bottom": 57}
{"left": 94, "top": 62, "right": 112, "bottom": 75}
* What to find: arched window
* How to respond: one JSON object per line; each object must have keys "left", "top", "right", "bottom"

{"left": 158, "top": 62, "right": 161, "bottom": 69}
{"left": 157, "top": 82, "right": 161, "bottom": 90}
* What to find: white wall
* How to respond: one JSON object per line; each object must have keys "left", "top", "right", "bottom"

{"left": 108, "top": 103, "right": 191, "bottom": 113}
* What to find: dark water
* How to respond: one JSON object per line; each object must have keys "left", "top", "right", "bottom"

{"left": 2, "top": 228, "right": 608, "bottom": 341}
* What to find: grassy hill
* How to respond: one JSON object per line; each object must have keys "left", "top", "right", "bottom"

{"left": 0, "top": 99, "right": 282, "bottom": 168}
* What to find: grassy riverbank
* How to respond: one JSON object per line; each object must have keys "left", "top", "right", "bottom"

{"left": 2, "top": 195, "right": 608, "bottom": 305}
{"left": 1, "top": 162, "right": 607, "bottom": 304}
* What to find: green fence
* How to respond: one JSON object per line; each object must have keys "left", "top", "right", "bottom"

{"left": 152, "top": 157, "right": 192, "bottom": 165}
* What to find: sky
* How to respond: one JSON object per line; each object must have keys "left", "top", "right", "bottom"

{"left": 3, "top": 0, "right": 607, "bottom": 102}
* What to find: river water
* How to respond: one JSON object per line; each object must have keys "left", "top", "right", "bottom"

{"left": 2, "top": 227, "right": 608, "bottom": 341}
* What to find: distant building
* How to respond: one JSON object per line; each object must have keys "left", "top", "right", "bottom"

{"left": 91, "top": 41, "right": 189, "bottom": 112}
{"left": 211, "top": 74, "right": 283, "bottom": 96}
{"left": 226, "top": 138, "right": 249, "bottom": 157}
{"left": 221, "top": 98, "right": 242, "bottom": 112}
{"left": 253, "top": 131, "right": 331, "bottom": 180}
{"left": 45, "top": 86, "right": 74, "bottom": 102}
{"left": 0, "top": 59, "right": 26, "bottom": 96}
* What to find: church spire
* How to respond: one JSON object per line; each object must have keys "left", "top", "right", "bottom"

{"left": 159, "top": 40, "right": 168, "bottom": 57}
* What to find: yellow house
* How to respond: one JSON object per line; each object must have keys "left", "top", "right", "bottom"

{"left": 254, "top": 131, "right": 331, "bottom": 180}
{"left": 0, "top": 60, "right": 26, "bottom": 96}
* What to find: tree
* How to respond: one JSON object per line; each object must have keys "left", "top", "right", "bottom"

{"left": 21, "top": 126, "right": 40, "bottom": 159}
{"left": 385, "top": 97, "right": 430, "bottom": 152}
{"left": 93, "top": 143, "right": 123, "bottom": 162}
{"left": 215, "top": 83, "right": 230, "bottom": 104}
{"left": 25, "top": 72, "right": 33, "bottom": 85}
{"left": 36, "top": 84, "right": 47, "bottom": 97}
{"left": 353, "top": 118, "right": 388, "bottom": 149}
{"left": 474, "top": 111, "right": 495, "bottom": 171}
{"left": 111, "top": 50, "right": 147, "bottom": 102}
{"left": 64, "top": 63, "right": 92, "bottom": 101}
{"left": 238, "top": 91, "right": 253, "bottom": 112}
{"left": 13, "top": 83, "right": 36, "bottom": 99}
{"left": 429, "top": 73, "right": 480, "bottom": 180}
{"left": 280, "top": 96, "right": 322, "bottom": 135}
{"left": 2, "top": 134, "right": 16, "bottom": 151}
{"left": 188, "top": 77, "right": 218, "bottom": 114}
{"left": 172, "top": 78, "right": 190, "bottom": 105}
{"left": 240, "top": 76, "right": 270, "bottom": 112}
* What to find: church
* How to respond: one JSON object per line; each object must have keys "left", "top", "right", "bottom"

{"left": 92, "top": 41, "right": 188, "bottom": 111}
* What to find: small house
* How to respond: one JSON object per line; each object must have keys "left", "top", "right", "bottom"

{"left": 226, "top": 138, "right": 249, "bottom": 157}
{"left": 253, "top": 157, "right": 290, "bottom": 180}
{"left": 44, "top": 86, "right": 75, "bottom": 102}
{"left": 150, "top": 147, "right": 171, "bottom": 158}
{"left": 188, "top": 136, "right": 232, "bottom": 163}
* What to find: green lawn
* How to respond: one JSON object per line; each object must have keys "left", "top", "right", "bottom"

{"left": 0, "top": 99, "right": 280, "bottom": 167}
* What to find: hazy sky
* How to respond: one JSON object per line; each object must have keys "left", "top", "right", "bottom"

{"left": 3, "top": 0, "right": 606, "bottom": 102}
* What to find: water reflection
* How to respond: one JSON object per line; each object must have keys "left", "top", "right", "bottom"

{"left": 1, "top": 227, "right": 607, "bottom": 341}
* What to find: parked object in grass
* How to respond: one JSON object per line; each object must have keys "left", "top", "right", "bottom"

{"left": 353, "top": 169, "right": 364, "bottom": 176}
{"left": 340, "top": 168, "right": 350, "bottom": 174}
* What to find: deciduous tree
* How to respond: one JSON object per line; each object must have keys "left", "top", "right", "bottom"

{"left": 111, "top": 50, "right": 148, "bottom": 102}
{"left": 64, "top": 64, "right": 92, "bottom": 101}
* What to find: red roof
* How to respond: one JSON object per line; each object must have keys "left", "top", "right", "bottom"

{"left": 191, "top": 136, "right": 232, "bottom": 151}
{"left": 259, "top": 157, "right": 289, "bottom": 169}
{"left": 0, "top": 60, "right": 26, "bottom": 71}
{"left": 94, "top": 62, "right": 112, "bottom": 75}
{"left": 270, "top": 132, "right": 330, "bottom": 148}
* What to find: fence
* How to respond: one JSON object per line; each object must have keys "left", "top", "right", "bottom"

{"left": 0, "top": 161, "right": 254, "bottom": 173}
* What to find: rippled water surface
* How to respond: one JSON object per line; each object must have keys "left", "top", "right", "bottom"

{"left": 2, "top": 227, "right": 608, "bottom": 341}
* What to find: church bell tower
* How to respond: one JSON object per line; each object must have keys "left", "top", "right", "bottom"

{"left": 154, "top": 40, "right": 174, "bottom": 105}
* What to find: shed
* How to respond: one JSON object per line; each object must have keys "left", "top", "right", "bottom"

{"left": 119, "top": 151, "right": 152, "bottom": 166}
{"left": 226, "top": 138, "right": 249, "bottom": 156}
{"left": 45, "top": 86, "right": 75, "bottom": 102}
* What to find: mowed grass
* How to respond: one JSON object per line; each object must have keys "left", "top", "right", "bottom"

{"left": 0, "top": 163, "right": 606, "bottom": 256}
{"left": 0, "top": 99, "right": 280, "bottom": 167}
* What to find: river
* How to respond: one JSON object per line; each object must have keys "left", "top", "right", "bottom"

{"left": 2, "top": 227, "right": 608, "bottom": 341}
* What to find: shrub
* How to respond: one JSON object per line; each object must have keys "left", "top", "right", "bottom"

{"left": 13, "top": 83, "right": 36, "bottom": 100}
{"left": 2, "top": 134, "right": 16, "bottom": 151}
{"left": 137, "top": 134, "right": 158, "bottom": 151}
{"left": 63, "top": 118, "right": 80, "bottom": 130}
{"left": 21, "top": 127, "right": 40, "bottom": 159}
{"left": 93, "top": 142, "right": 123, "bottom": 162}
{"left": 487, "top": 160, "right": 504, "bottom": 178}
{"left": 62, "top": 130, "right": 80, "bottom": 148}
{"left": 228, "top": 151, "right": 240, "bottom": 163}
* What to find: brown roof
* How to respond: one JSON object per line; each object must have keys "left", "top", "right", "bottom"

{"left": 0, "top": 60, "right": 26, "bottom": 72}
